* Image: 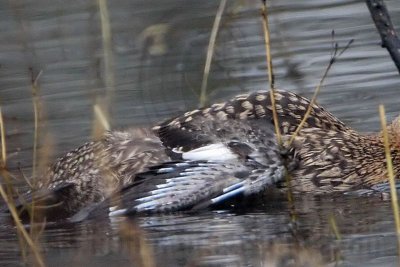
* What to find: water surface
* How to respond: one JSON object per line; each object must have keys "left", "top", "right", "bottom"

{"left": 0, "top": 0, "right": 400, "bottom": 266}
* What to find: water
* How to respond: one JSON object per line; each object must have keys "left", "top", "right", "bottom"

{"left": 0, "top": 0, "right": 400, "bottom": 266}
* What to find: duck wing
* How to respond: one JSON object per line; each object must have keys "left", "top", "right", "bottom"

{"left": 109, "top": 149, "right": 284, "bottom": 216}
{"left": 84, "top": 118, "right": 286, "bottom": 217}
{"left": 154, "top": 90, "right": 349, "bottom": 153}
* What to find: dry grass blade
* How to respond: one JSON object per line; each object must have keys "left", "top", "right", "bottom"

{"left": 98, "top": 0, "right": 115, "bottom": 97}
{"left": 0, "top": 105, "right": 46, "bottom": 266}
{"left": 0, "top": 108, "right": 14, "bottom": 196}
{"left": 260, "top": 1, "right": 297, "bottom": 222}
{"left": 379, "top": 105, "right": 400, "bottom": 259}
{"left": 260, "top": 0, "right": 281, "bottom": 145}
{"left": 29, "top": 69, "right": 50, "bottom": 241}
{"left": 95, "top": 0, "right": 114, "bottom": 138}
{"left": 328, "top": 214, "right": 343, "bottom": 263}
{"left": 18, "top": 166, "right": 33, "bottom": 189}
{"left": 30, "top": 69, "right": 43, "bottom": 181}
{"left": 118, "top": 220, "right": 156, "bottom": 267}
{"left": 284, "top": 172, "right": 297, "bottom": 223}
{"left": 0, "top": 107, "right": 6, "bottom": 168}
{"left": 94, "top": 104, "right": 111, "bottom": 131}
{"left": 0, "top": 182, "right": 46, "bottom": 267}
{"left": 260, "top": 0, "right": 274, "bottom": 90}
{"left": 31, "top": 134, "right": 52, "bottom": 245}
{"left": 287, "top": 68, "right": 327, "bottom": 146}
{"left": 328, "top": 214, "right": 341, "bottom": 240}
{"left": 288, "top": 35, "right": 353, "bottom": 146}
{"left": 0, "top": 101, "right": 46, "bottom": 266}
{"left": 199, "top": 0, "right": 227, "bottom": 107}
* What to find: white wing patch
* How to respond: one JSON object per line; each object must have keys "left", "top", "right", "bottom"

{"left": 181, "top": 143, "right": 237, "bottom": 161}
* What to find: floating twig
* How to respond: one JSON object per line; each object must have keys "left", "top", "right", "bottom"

{"left": 366, "top": 0, "right": 400, "bottom": 74}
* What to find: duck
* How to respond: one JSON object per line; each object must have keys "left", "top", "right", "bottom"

{"left": 84, "top": 89, "right": 400, "bottom": 217}
{"left": 11, "top": 128, "right": 169, "bottom": 220}
{"left": 11, "top": 89, "right": 400, "bottom": 220}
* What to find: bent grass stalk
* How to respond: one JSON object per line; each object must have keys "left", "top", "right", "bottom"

{"left": 199, "top": 0, "right": 227, "bottom": 107}
{"left": 95, "top": 0, "right": 114, "bottom": 138}
{"left": 260, "top": 0, "right": 281, "bottom": 145}
{"left": 328, "top": 214, "right": 341, "bottom": 240}
{"left": 379, "top": 105, "right": 400, "bottom": 259}
{"left": 260, "top": 0, "right": 298, "bottom": 222}
{"left": 288, "top": 36, "right": 353, "bottom": 146}
{"left": 0, "top": 108, "right": 6, "bottom": 168}
{"left": 29, "top": 68, "right": 53, "bottom": 249}
{"left": 1, "top": 105, "right": 28, "bottom": 262}
{"left": 30, "top": 69, "right": 44, "bottom": 238}
{"left": 94, "top": 104, "right": 111, "bottom": 132}
{"left": 0, "top": 184, "right": 46, "bottom": 267}
{"left": 284, "top": 35, "right": 352, "bottom": 230}
{"left": 31, "top": 69, "right": 43, "bottom": 182}
{"left": 328, "top": 214, "right": 343, "bottom": 263}
{"left": 0, "top": 107, "right": 46, "bottom": 267}
{"left": 119, "top": 220, "right": 156, "bottom": 267}
{"left": 98, "top": 0, "right": 115, "bottom": 100}
{"left": 287, "top": 60, "right": 329, "bottom": 146}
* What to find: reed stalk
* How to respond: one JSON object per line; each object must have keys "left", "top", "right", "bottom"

{"left": 199, "top": 0, "right": 227, "bottom": 107}
{"left": 94, "top": 104, "right": 111, "bottom": 131}
{"left": 31, "top": 70, "right": 42, "bottom": 181}
{"left": 95, "top": 0, "right": 114, "bottom": 137}
{"left": 379, "top": 105, "right": 400, "bottom": 260}
{"left": 260, "top": 0, "right": 281, "bottom": 145}
{"left": 288, "top": 36, "right": 353, "bottom": 146}
{"left": 0, "top": 183, "right": 46, "bottom": 267}
{"left": 0, "top": 107, "right": 46, "bottom": 266}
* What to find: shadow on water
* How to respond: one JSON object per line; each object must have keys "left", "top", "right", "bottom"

{"left": 0, "top": 0, "right": 400, "bottom": 266}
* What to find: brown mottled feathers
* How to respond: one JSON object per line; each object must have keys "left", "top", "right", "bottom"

{"left": 286, "top": 128, "right": 389, "bottom": 193}
{"left": 153, "top": 90, "right": 350, "bottom": 152}
{"left": 109, "top": 119, "right": 285, "bottom": 215}
{"left": 153, "top": 89, "right": 400, "bottom": 194}
{"left": 17, "top": 128, "right": 168, "bottom": 219}
{"left": 13, "top": 89, "right": 400, "bottom": 219}
{"left": 92, "top": 90, "right": 400, "bottom": 217}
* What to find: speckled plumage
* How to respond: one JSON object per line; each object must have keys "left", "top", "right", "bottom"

{"left": 14, "top": 90, "right": 400, "bottom": 220}
{"left": 153, "top": 90, "right": 400, "bottom": 194}
{"left": 99, "top": 90, "right": 400, "bottom": 217}
{"left": 103, "top": 119, "right": 286, "bottom": 215}
{"left": 15, "top": 128, "right": 169, "bottom": 219}
{"left": 153, "top": 90, "right": 349, "bottom": 152}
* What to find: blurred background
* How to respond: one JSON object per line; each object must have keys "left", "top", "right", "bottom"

{"left": 1, "top": 0, "right": 400, "bottom": 266}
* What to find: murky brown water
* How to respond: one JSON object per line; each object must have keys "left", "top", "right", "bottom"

{"left": 1, "top": 0, "right": 400, "bottom": 266}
